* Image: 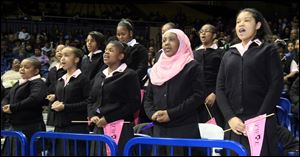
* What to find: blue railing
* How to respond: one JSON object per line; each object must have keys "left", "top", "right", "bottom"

{"left": 1, "top": 130, "right": 28, "bottom": 156}
{"left": 123, "top": 137, "right": 248, "bottom": 156}
{"left": 29, "top": 131, "right": 118, "bottom": 156}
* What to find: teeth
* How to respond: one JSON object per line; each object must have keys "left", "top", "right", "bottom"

{"left": 239, "top": 28, "right": 246, "bottom": 33}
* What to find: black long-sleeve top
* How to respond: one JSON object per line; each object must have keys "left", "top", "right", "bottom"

{"left": 81, "top": 52, "right": 105, "bottom": 81}
{"left": 1, "top": 79, "right": 47, "bottom": 125}
{"left": 125, "top": 44, "right": 148, "bottom": 86}
{"left": 144, "top": 60, "right": 205, "bottom": 127}
{"left": 193, "top": 48, "right": 223, "bottom": 95}
{"left": 87, "top": 68, "right": 141, "bottom": 123}
{"left": 216, "top": 42, "right": 283, "bottom": 121}
{"left": 53, "top": 72, "right": 90, "bottom": 127}
{"left": 45, "top": 66, "right": 66, "bottom": 94}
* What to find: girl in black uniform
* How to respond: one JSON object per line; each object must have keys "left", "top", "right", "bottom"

{"left": 52, "top": 46, "right": 90, "bottom": 155}
{"left": 88, "top": 40, "right": 140, "bottom": 155}
{"left": 2, "top": 57, "right": 47, "bottom": 155}
{"left": 193, "top": 24, "right": 225, "bottom": 128}
{"left": 45, "top": 44, "right": 66, "bottom": 126}
{"left": 216, "top": 8, "right": 283, "bottom": 155}
{"left": 116, "top": 19, "right": 148, "bottom": 87}
{"left": 81, "top": 31, "right": 106, "bottom": 82}
{"left": 144, "top": 29, "right": 205, "bottom": 155}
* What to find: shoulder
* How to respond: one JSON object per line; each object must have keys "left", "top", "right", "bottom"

{"left": 30, "top": 78, "right": 47, "bottom": 87}
{"left": 124, "top": 68, "right": 138, "bottom": 77}
{"left": 184, "top": 60, "right": 201, "bottom": 71}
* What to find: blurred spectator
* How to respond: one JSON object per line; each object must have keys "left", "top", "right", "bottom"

{"left": 1, "top": 58, "right": 21, "bottom": 89}
{"left": 41, "top": 41, "right": 53, "bottom": 57}
{"left": 276, "top": 39, "right": 299, "bottom": 92}
{"left": 290, "top": 29, "right": 299, "bottom": 43}
{"left": 17, "top": 27, "right": 31, "bottom": 41}
{"left": 148, "top": 46, "right": 155, "bottom": 67}
{"left": 1, "top": 40, "right": 15, "bottom": 75}
{"left": 31, "top": 46, "right": 49, "bottom": 78}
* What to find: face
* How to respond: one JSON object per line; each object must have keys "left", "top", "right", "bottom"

{"left": 287, "top": 43, "right": 294, "bottom": 52}
{"left": 295, "top": 40, "right": 299, "bottom": 50}
{"left": 86, "top": 35, "right": 98, "bottom": 53}
{"left": 60, "top": 48, "right": 79, "bottom": 70}
{"left": 103, "top": 43, "right": 124, "bottom": 66}
{"left": 34, "top": 48, "right": 41, "bottom": 56}
{"left": 236, "top": 11, "right": 261, "bottom": 43}
{"left": 199, "top": 25, "right": 215, "bottom": 45}
{"left": 278, "top": 47, "right": 285, "bottom": 59}
{"left": 12, "top": 59, "right": 20, "bottom": 71}
{"left": 149, "top": 46, "right": 154, "bottom": 53}
{"left": 290, "top": 29, "right": 298, "bottom": 40}
{"left": 116, "top": 26, "right": 132, "bottom": 43}
{"left": 19, "top": 59, "right": 39, "bottom": 79}
{"left": 162, "top": 32, "right": 180, "bottom": 57}
{"left": 55, "top": 45, "right": 64, "bottom": 61}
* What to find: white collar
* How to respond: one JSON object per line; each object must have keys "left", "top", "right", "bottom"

{"left": 196, "top": 43, "right": 218, "bottom": 51}
{"left": 231, "top": 39, "right": 262, "bottom": 56}
{"left": 19, "top": 74, "right": 41, "bottom": 85}
{"left": 127, "top": 39, "right": 138, "bottom": 47}
{"left": 102, "top": 63, "right": 127, "bottom": 78}
{"left": 61, "top": 69, "right": 81, "bottom": 80}
{"left": 60, "top": 69, "right": 82, "bottom": 87}
{"left": 88, "top": 50, "right": 102, "bottom": 61}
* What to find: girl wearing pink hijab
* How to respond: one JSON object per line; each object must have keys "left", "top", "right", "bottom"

{"left": 144, "top": 29, "right": 205, "bottom": 155}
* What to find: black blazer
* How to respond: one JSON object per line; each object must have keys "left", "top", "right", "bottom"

{"left": 53, "top": 73, "right": 90, "bottom": 127}
{"left": 81, "top": 52, "right": 105, "bottom": 81}
{"left": 216, "top": 42, "right": 283, "bottom": 121}
{"left": 46, "top": 66, "right": 66, "bottom": 94}
{"left": 193, "top": 48, "right": 224, "bottom": 95}
{"left": 144, "top": 60, "right": 205, "bottom": 127}
{"left": 1, "top": 79, "right": 47, "bottom": 125}
{"left": 125, "top": 44, "right": 148, "bottom": 86}
{"left": 87, "top": 68, "right": 141, "bottom": 123}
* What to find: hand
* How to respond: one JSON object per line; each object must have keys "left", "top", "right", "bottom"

{"left": 151, "top": 111, "right": 159, "bottom": 121}
{"left": 156, "top": 110, "right": 170, "bottom": 123}
{"left": 2, "top": 104, "right": 12, "bottom": 114}
{"left": 205, "top": 93, "right": 216, "bottom": 107}
{"left": 46, "top": 94, "right": 55, "bottom": 102}
{"left": 51, "top": 101, "right": 64, "bottom": 112}
{"left": 228, "top": 117, "right": 246, "bottom": 136}
{"left": 92, "top": 116, "right": 108, "bottom": 128}
{"left": 91, "top": 116, "right": 100, "bottom": 125}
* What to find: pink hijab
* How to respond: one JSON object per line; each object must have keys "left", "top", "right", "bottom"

{"left": 150, "top": 29, "right": 194, "bottom": 86}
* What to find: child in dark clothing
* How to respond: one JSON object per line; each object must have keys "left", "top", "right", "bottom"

{"left": 52, "top": 46, "right": 90, "bottom": 156}
{"left": 88, "top": 40, "right": 141, "bottom": 155}
{"left": 216, "top": 8, "right": 283, "bottom": 155}
{"left": 81, "top": 31, "right": 106, "bottom": 82}
{"left": 116, "top": 19, "right": 148, "bottom": 87}
{"left": 144, "top": 29, "right": 205, "bottom": 155}
{"left": 194, "top": 24, "right": 225, "bottom": 128}
{"left": 2, "top": 57, "right": 47, "bottom": 155}
{"left": 45, "top": 44, "right": 66, "bottom": 127}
